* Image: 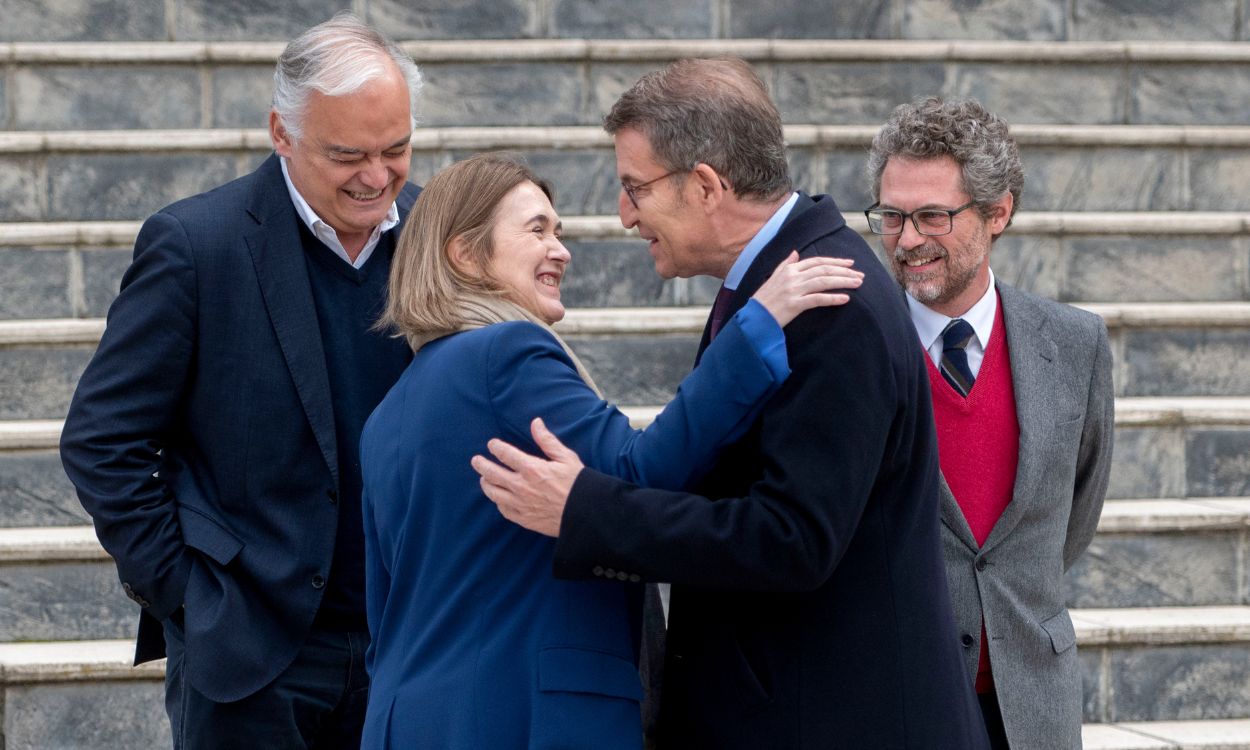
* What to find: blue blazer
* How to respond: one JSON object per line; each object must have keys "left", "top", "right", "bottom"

{"left": 359, "top": 312, "right": 785, "bottom": 750}
{"left": 554, "top": 195, "right": 991, "bottom": 749}
{"left": 59, "top": 154, "right": 420, "bottom": 702}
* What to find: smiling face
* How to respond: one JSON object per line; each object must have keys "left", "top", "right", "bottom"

{"left": 613, "top": 127, "right": 714, "bottom": 279}
{"left": 879, "top": 155, "right": 1009, "bottom": 317}
{"left": 270, "top": 60, "right": 412, "bottom": 257}
{"left": 482, "top": 181, "right": 571, "bottom": 325}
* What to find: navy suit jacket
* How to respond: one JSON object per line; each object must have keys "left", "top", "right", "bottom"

{"left": 359, "top": 317, "right": 787, "bottom": 749}
{"left": 554, "top": 195, "right": 991, "bottom": 749}
{"left": 59, "top": 154, "right": 420, "bottom": 702}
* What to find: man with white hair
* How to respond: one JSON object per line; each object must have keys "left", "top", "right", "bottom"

{"left": 60, "top": 13, "right": 422, "bottom": 746}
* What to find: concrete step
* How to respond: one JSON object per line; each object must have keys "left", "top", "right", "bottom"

{"left": 3, "top": 607, "right": 1249, "bottom": 745}
{"left": 3, "top": 124, "right": 1250, "bottom": 222}
{"left": 1085, "top": 720, "right": 1250, "bottom": 749}
{"left": 1068, "top": 498, "right": 1250, "bottom": 609}
{"left": 1, "top": 394, "right": 1249, "bottom": 534}
{"left": 0, "top": 527, "right": 129, "bottom": 643}
{"left": 1, "top": 391, "right": 1248, "bottom": 505}
{"left": 0, "top": 640, "right": 167, "bottom": 749}
{"left": 4, "top": 211, "right": 1250, "bottom": 320}
{"left": 3, "top": 39, "right": 1249, "bottom": 128}
{"left": 6, "top": 497, "right": 1250, "bottom": 645}
{"left": 3, "top": 302, "right": 1250, "bottom": 421}
{"left": 1078, "top": 606, "right": 1250, "bottom": 723}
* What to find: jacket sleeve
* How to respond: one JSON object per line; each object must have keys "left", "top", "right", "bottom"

{"left": 59, "top": 211, "right": 198, "bottom": 621}
{"left": 485, "top": 309, "right": 786, "bottom": 492}
{"left": 1063, "top": 319, "right": 1114, "bottom": 570}
{"left": 552, "top": 299, "right": 900, "bottom": 593}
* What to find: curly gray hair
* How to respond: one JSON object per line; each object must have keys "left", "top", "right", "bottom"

{"left": 272, "top": 12, "right": 422, "bottom": 140}
{"left": 867, "top": 96, "right": 1023, "bottom": 228}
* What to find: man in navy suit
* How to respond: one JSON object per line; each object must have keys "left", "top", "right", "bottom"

{"left": 475, "top": 58, "right": 989, "bottom": 749}
{"left": 59, "top": 13, "right": 422, "bottom": 748}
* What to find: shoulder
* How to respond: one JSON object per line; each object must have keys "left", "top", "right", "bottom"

{"left": 424, "top": 321, "right": 564, "bottom": 365}
{"left": 998, "top": 282, "right": 1106, "bottom": 343}
{"left": 157, "top": 166, "right": 262, "bottom": 226}
{"left": 397, "top": 182, "right": 421, "bottom": 215}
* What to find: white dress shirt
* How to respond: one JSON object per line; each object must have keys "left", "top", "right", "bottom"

{"left": 907, "top": 268, "right": 998, "bottom": 379}
{"left": 279, "top": 157, "right": 400, "bottom": 269}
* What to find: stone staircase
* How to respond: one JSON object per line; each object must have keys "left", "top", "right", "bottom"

{"left": 4, "top": 3, "right": 1250, "bottom": 748}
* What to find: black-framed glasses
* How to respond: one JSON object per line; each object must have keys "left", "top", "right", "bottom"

{"left": 864, "top": 201, "right": 977, "bottom": 236}
{"left": 621, "top": 170, "right": 681, "bottom": 209}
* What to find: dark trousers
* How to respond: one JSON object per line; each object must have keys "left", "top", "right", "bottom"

{"left": 164, "top": 616, "right": 369, "bottom": 750}
{"left": 977, "top": 690, "right": 1011, "bottom": 750}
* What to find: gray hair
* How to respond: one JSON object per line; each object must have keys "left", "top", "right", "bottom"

{"left": 603, "top": 58, "right": 792, "bottom": 202}
{"left": 273, "top": 11, "right": 423, "bottom": 140}
{"left": 867, "top": 96, "right": 1023, "bottom": 227}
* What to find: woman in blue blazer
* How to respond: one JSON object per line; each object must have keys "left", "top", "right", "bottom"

{"left": 358, "top": 154, "right": 859, "bottom": 749}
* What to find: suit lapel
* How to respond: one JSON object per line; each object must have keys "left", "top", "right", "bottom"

{"left": 244, "top": 155, "right": 339, "bottom": 481}
{"left": 695, "top": 194, "right": 830, "bottom": 363}
{"left": 981, "top": 281, "right": 1057, "bottom": 551}
{"left": 939, "top": 473, "right": 980, "bottom": 552}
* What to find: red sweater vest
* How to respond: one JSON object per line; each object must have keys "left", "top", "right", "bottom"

{"left": 925, "top": 299, "right": 1019, "bottom": 693}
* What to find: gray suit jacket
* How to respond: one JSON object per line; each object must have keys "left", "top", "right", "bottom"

{"left": 939, "top": 281, "right": 1114, "bottom": 749}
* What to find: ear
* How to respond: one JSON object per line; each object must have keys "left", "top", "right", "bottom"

{"left": 688, "top": 163, "right": 728, "bottom": 212}
{"left": 987, "top": 191, "right": 1013, "bottom": 235}
{"left": 447, "top": 235, "right": 479, "bottom": 276}
{"left": 269, "top": 110, "right": 294, "bottom": 158}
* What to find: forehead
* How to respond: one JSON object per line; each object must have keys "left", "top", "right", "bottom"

{"left": 879, "top": 155, "right": 964, "bottom": 204}
{"left": 495, "top": 180, "right": 558, "bottom": 223}
{"left": 300, "top": 73, "right": 412, "bottom": 149}
{"left": 612, "top": 127, "right": 662, "bottom": 179}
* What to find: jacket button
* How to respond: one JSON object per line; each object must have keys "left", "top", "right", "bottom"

{"left": 961, "top": 633, "right": 975, "bottom": 648}
{"left": 604, "top": 568, "right": 616, "bottom": 578}
{"left": 616, "top": 571, "right": 629, "bottom": 581}
{"left": 327, "top": 489, "right": 338, "bottom": 504}
{"left": 592, "top": 566, "right": 604, "bottom": 577}
{"left": 629, "top": 574, "right": 641, "bottom": 583}
{"left": 975, "top": 558, "right": 988, "bottom": 572}
{"left": 311, "top": 575, "right": 325, "bottom": 589}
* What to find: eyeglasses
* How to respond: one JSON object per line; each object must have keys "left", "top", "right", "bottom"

{"left": 864, "top": 201, "right": 977, "bottom": 236}
{"left": 621, "top": 170, "right": 681, "bottom": 209}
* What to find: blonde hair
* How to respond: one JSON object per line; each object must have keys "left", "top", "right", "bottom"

{"left": 381, "top": 153, "right": 552, "bottom": 348}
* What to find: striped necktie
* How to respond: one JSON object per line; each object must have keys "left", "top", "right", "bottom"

{"left": 940, "top": 318, "right": 977, "bottom": 397}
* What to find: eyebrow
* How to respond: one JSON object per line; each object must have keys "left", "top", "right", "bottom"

{"left": 324, "top": 135, "right": 413, "bottom": 156}
{"left": 875, "top": 202, "right": 957, "bottom": 211}
{"left": 528, "top": 213, "right": 563, "bottom": 233}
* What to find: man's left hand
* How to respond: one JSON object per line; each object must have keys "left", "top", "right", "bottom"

{"left": 472, "top": 418, "right": 583, "bottom": 537}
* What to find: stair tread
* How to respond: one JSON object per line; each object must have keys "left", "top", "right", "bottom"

{"left": 4, "top": 38, "right": 1249, "bottom": 64}
{"left": 4, "top": 124, "right": 1250, "bottom": 153}
{"left": 5, "top": 302, "right": 1250, "bottom": 347}
{"left": 1085, "top": 720, "right": 1250, "bottom": 749}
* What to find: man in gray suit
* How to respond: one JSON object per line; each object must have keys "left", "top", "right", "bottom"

{"left": 865, "top": 97, "right": 1114, "bottom": 749}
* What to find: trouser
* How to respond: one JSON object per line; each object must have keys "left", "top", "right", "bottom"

{"left": 163, "top": 615, "right": 370, "bottom": 750}
{"left": 977, "top": 689, "right": 1011, "bottom": 750}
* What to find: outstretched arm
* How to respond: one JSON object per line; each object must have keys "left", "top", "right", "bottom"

{"left": 473, "top": 418, "right": 582, "bottom": 538}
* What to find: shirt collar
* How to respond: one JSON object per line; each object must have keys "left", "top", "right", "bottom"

{"left": 724, "top": 192, "right": 800, "bottom": 291}
{"left": 907, "top": 267, "right": 998, "bottom": 352}
{"left": 279, "top": 157, "right": 401, "bottom": 268}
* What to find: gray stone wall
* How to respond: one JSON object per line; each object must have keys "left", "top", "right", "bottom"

{"left": 3, "top": 0, "right": 1250, "bottom": 41}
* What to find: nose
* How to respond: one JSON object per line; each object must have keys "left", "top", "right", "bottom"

{"left": 618, "top": 190, "right": 638, "bottom": 229}
{"left": 359, "top": 157, "right": 389, "bottom": 189}
{"left": 550, "top": 238, "right": 572, "bottom": 264}
{"left": 896, "top": 216, "right": 925, "bottom": 249}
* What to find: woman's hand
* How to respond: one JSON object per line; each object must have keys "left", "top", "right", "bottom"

{"left": 751, "top": 251, "right": 863, "bottom": 327}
